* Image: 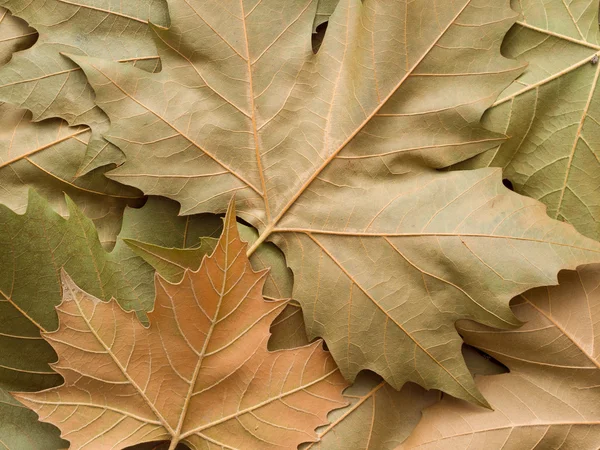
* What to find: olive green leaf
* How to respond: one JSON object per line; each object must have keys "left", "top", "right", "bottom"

{"left": 304, "top": 373, "right": 439, "bottom": 450}
{"left": 0, "top": 0, "right": 168, "bottom": 173}
{"left": 0, "top": 192, "right": 221, "bottom": 449}
{"left": 458, "top": 0, "right": 600, "bottom": 241}
{"left": 68, "top": 0, "right": 600, "bottom": 404}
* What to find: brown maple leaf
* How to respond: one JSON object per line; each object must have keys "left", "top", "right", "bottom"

{"left": 14, "top": 200, "right": 347, "bottom": 450}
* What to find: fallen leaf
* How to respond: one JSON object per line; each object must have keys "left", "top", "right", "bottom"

{"left": 313, "top": 0, "right": 337, "bottom": 31}
{"left": 304, "top": 372, "right": 439, "bottom": 450}
{"left": 69, "top": 0, "right": 600, "bottom": 404}
{"left": 0, "top": 6, "right": 36, "bottom": 66}
{"left": 0, "top": 0, "right": 168, "bottom": 172}
{"left": 125, "top": 220, "right": 309, "bottom": 350}
{"left": 15, "top": 200, "right": 348, "bottom": 450}
{"left": 126, "top": 231, "right": 509, "bottom": 450}
{"left": 0, "top": 102, "right": 144, "bottom": 248}
{"left": 401, "top": 263, "right": 600, "bottom": 449}
{"left": 0, "top": 192, "right": 221, "bottom": 449}
{"left": 458, "top": 0, "right": 600, "bottom": 241}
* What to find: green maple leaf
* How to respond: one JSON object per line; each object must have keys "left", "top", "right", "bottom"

{"left": 0, "top": 191, "right": 220, "bottom": 449}
{"left": 68, "top": 0, "right": 600, "bottom": 405}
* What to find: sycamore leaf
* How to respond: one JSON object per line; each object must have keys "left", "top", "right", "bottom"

{"left": 0, "top": 102, "right": 144, "bottom": 248}
{"left": 0, "top": 0, "right": 168, "bottom": 172}
{"left": 304, "top": 345, "right": 506, "bottom": 450}
{"left": 0, "top": 192, "right": 221, "bottom": 449}
{"left": 125, "top": 232, "right": 507, "bottom": 450}
{"left": 69, "top": 0, "right": 600, "bottom": 404}
{"left": 401, "top": 264, "right": 600, "bottom": 449}
{"left": 313, "top": 0, "right": 337, "bottom": 32}
{"left": 458, "top": 0, "right": 600, "bottom": 241}
{"left": 0, "top": 6, "right": 36, "bottom": 66}
{"left": 125, "top": 221, "right": 310, "bottom": 351}
{"left": 0, "top": 397, "right": 66, "bottom": 450}
{"left": 460, "top": 264, "right": 600, "bottom": 378}
{"left": 304, "top": 373, "right": 439, "bottom": 450}
{"left": 15, "top": 200, "right": 348, "bottom": 450}
{"left": 401, "top": 373, "right": 600, "bottom": 449}
{"left": 0, "top": 7, "right": 144, "bottom": 249}
{"left": 0, "top": 191, "right": 221, "bottom": 332}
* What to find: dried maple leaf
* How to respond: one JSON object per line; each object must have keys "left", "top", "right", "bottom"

{"left": 302, "top": 374, "right": 436, "bottom": 450}
{"left": 303, "top": 346, "right": 505, "bottom": 450}
{"left": 0, "top": 4, "right": 148, "bottom": 250}
{"left": 0, "top": 5, "right": 142, "bottom": 248}
{"left": 0, "top": 0, "right": 168, "bottom": 172}
{"left": 0, "top": 102, "right": 144, "bottom": 248}
{"left": 125, "top": 221, "right": 310, "bottom": 351}
{"left": 15, "top": 200, "right": 347, "bottom": 450}
{"left": 401, "top": 264, "right": 600, "bottom": 449}
{"left": 0, "top": 192, "right": 222, "bottom": 449}
{"left": 458, "top": 0, "right": 600, "bottom": 241}
{"left": 70, "top": 0, "right": 600, "bottom": 404}
{"left": 126, "top": 227, "right": 507, "bottom": 450}
{"left": 0, "top": 6, "right": 36, "bottom": 66}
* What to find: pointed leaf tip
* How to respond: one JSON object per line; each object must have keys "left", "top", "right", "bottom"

{"left": 18, "top": 202, "right": 346, "bottom": 449}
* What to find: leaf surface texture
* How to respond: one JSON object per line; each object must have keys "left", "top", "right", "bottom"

{"left": 15, "top": 201, "right": 347, "bottom": 450}
{"left": 71, "top": 0, "right": 600, "bottom": 402}
{"left": 459, "top": 0, "right": 600, "bottom": 241}
{"left": 401, "top": 263, "right": 600, "bottom": 449}
{"left": 0, "top": 193, "right": 221, "bottom": 449}
{"left": 0, "top": 0, "right": 168, "bottom": 171}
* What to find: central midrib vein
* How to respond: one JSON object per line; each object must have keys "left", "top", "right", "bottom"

{"left": 167, "top": 217, "right": 231, "bottom": 449}
{"left": 240, "top": 0, "right": 271, "bottom": 222}
{"left": 244, "top": 0, "right": 476, "bottom": 257}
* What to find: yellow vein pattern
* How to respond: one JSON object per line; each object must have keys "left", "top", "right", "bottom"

{"left": 460, "top": 0, "right": 600, "bottom": 241}
{"left": 402, "top": 263, "right": 600, "bottom": 449}
{"left": 72, "top": 0, "right": 600, "bottom": 403}
{"left": 15, "top": 201, "right": 347, "bottom": 450}
{"left": 0, "top": 0, "right": 169, "bottom": 172}
{"left": 0, "top": 102, "right": 143, "bottom": 248}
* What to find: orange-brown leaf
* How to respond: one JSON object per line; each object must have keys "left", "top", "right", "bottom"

{"left": 14, "top": 200, "right": 347, "bottom": 450}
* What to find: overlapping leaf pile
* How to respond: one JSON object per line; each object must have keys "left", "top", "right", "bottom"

{"left": 2, "top": 0, "right": 600, "bottom": 448}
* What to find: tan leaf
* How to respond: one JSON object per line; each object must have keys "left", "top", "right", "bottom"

{"left": 0, "top": 193, "right": 222, "bottom": 449}
{"left": 0, "top": 102, "right": 143, "bottom": 248}
{"left": 15, "top": 199, "right": 347, "bottom": 450}
{"left": 458, "top": 0, "right": 600, "bottom": 241}
{"left": 125, "top": 220, "right": 310, "bottom": 351}
{"left": 66, "top": 0, "right": 600, "bottom": 405}
{"left": 0, "top": 0, "right": 168, "bottom": 172}
{"left": 401, "top": 264, "right": 600, "bottom": 449}
{"left": 304, "top": 373, "right": 439, "bottom": 450}
{"left": 0, "top": 6, "right": 36, "bottom": 66}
